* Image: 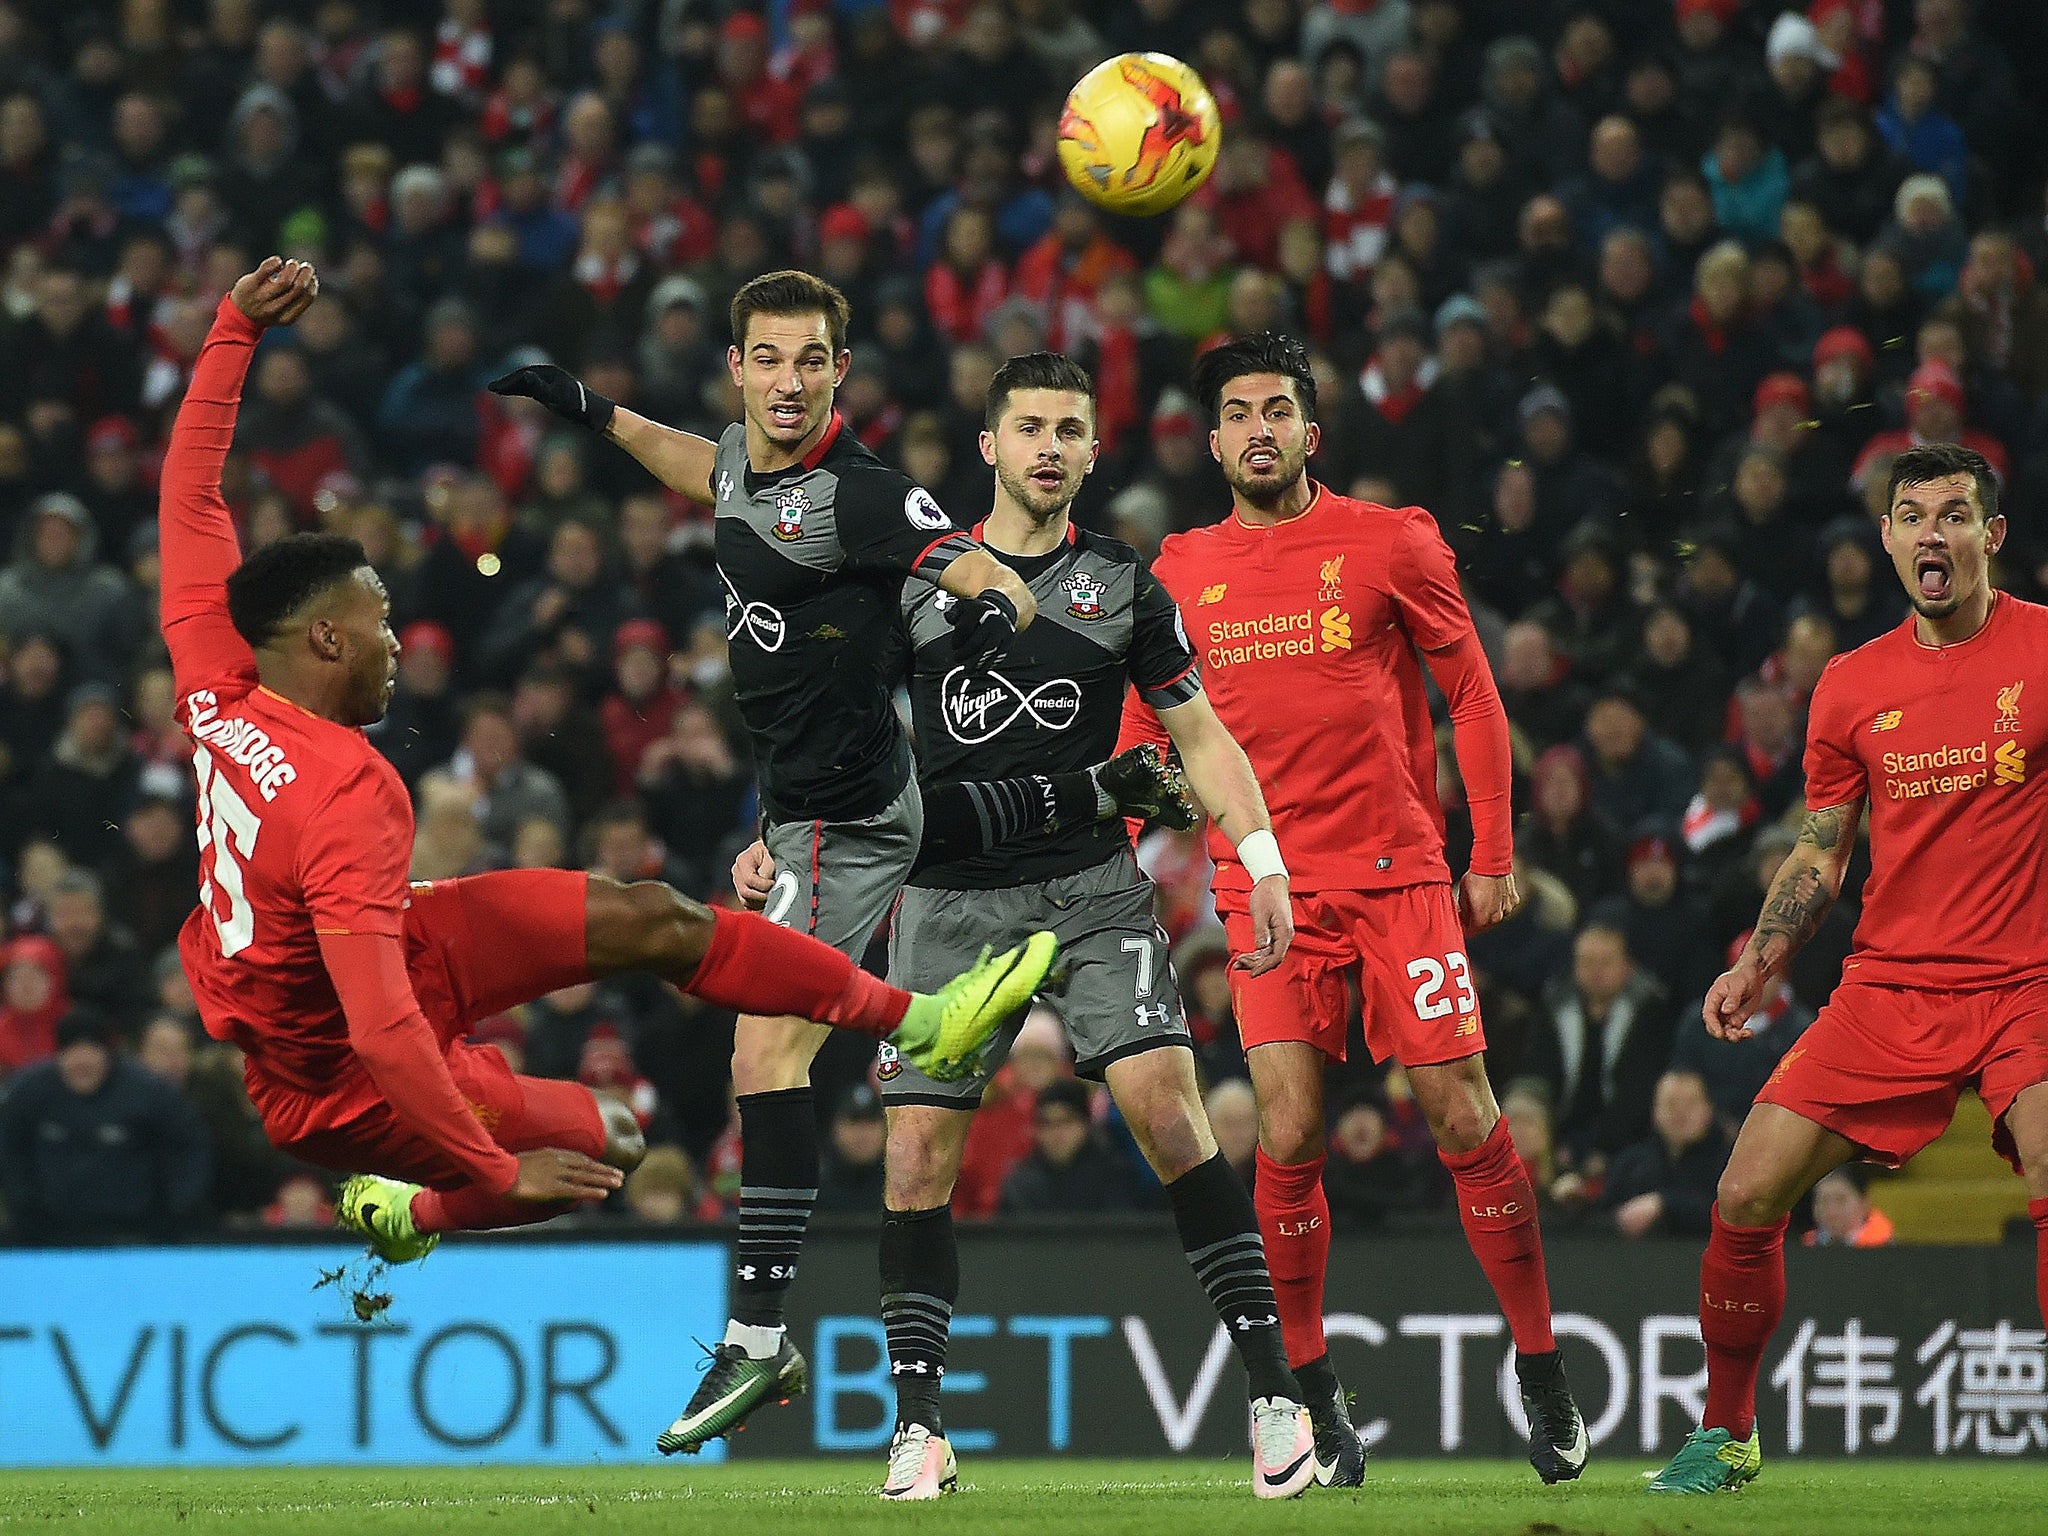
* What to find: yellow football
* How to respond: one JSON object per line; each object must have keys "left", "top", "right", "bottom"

{"left": 1056, "top": 53, "right": 1223, "bottom": 218}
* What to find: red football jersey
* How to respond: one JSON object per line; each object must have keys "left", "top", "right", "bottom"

{"left": 165, "top": 302, "right": 418, "bottom": 1112}
{"left": 1127, "top": 486, "right": 1479, "bottom": 896}
{"left": 1803, "top": 594, "right": 2048, "bottom": 989}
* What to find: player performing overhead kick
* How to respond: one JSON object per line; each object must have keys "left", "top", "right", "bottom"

{"left": 1650, "top": 443, "right": 2048, "bottom": 1493}
{"left": 166, "top": 261, "right": 1043, "bottom": 1275}
{"left": 736, "top": 354, "right": 1311, "bottom": 1499}
{"left": 491, "top": 270, "right": 1056, "bottom": 1452}
{"left": 1120, "top": 333, "right": 1585, "bottom": 1488}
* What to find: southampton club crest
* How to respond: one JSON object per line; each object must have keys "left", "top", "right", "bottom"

{"left": 772, "top": 486, "right": 810, "bottom": 541}
{"left": 1065, "top": 570, "right": 1106, "bottom": 620}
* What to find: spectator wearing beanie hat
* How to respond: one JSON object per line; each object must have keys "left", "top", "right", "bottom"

{"left": 1758, "top": 12, "right": 1831, "bottom": 166}
{"left": 1880, "top": 172, "right": 1967, "bottom": 302}
{"left": 1589, "top": 827, "right": 1716, "bottom": 1005}
{"left": 1807, "top": 325, "right": 1876, "bottom": 482}
{"left": 1849, "top": 360, "right": 2009, "bottom": 496}
{"left": 600, "top": 618, "right": 681, "bottom": 796}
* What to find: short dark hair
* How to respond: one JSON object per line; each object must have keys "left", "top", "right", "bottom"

{"left": 730, "top": 269, "right": 851, "bottom": 355}
{"left": 224, "top": 533, "right": 371, "bottom": 648}
{"left": 984, "top": 351, "right": 1095, "bottom": 429}
{"left": 1192, "top": 332, "right": 1317, "bottom": 422}
{"left": 1885, "top": 443, "right": 1999, "bottom": 521}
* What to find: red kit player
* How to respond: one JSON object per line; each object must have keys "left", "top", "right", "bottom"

{"left": 1651, "top": 443, "right": 2048, "bottom": 1493}
{"left": 1120, "top": 334, "right": 1584, "bottom": 1486}
{"left": 164, "top": 261, "right": 1051, "bottom": 1265}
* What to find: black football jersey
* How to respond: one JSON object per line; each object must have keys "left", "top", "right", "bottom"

{"left": 713, "top": 413, "right": 977, "bottom": 823}
{"left": 902, "top": 522, "right": 1202, "bottom": 888}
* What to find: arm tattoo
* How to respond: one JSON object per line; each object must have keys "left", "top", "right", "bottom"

{"left": 1795, "top": 803, "right": 1851, "bottom": 852}
{"left": 1751, "top": 803, "right": 1857, "bottom": 966}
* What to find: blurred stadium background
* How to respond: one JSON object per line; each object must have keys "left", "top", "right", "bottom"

{"left": 2, "top": 0, "right": 2046, "bottom": 1477}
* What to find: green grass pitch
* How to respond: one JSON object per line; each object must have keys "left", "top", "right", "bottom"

{"left": 3, "top": 1460, "right": 2043, "bottom": 1535}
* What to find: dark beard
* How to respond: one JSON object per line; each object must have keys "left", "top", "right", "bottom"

{"left": 995, "top": 462, "right": 1075, "bottom": 523}
{"left": 1226, "top": 451, "right": 1308, "bottom": 510}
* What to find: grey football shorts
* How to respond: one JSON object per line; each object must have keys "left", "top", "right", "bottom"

{"left": 761, "top": 777, "right": 923, "bottom": 958}
{"left": 878, "top": 849, "right": 1190, "bottom": 1106}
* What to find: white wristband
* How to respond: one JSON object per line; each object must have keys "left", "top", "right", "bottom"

{"left": 1237, "top": 829, "right": 1288, "bottom": 883}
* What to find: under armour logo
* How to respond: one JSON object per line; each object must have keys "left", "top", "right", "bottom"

{"left": 721, "top": 566, "right": 787, "bottom": 651}
{"left": 716, "top": 470, "right": 735, "bottom": 503}
{"left": 941, "top": 666, "right": 1081, "bottom": 742}
{"left": 737, "top": 1265, "right": 756, "bottom": 1280}
{"left": 1238, "top": 1315, "right": 1278, "bottom": 1329}
{"left": 1134, "top": 1002, "right": 1171, "bottom": 1029}
{"left": 891, "top": 1361, "right": 934, "bottom": 1375}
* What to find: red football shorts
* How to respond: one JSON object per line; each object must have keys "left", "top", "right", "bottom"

{"left": 251, "top": 869, "right": 605, "bottom": 1190}
{"left": 1757, "top": 977, "right": 2048, "bottom": 1173}
{"left": 1220, "top": 882, "right": 1483, "bottom": 1066}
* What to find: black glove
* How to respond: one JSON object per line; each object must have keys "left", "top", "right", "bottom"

{"left": 488, "top": 364, "right": 615, "bottom": 433}
{"left": 946, "top": 589, "right": 1021, "bottom": 670}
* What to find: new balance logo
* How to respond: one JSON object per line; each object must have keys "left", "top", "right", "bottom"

{"left": 1198, "top": 583, "right": 1228, "bottom": 605}
{"left": 1319, "top": 606, "right": 1351, "bottom": 651}
{"left": 1871, "top": 710, "right": 1903, "bottom": 732}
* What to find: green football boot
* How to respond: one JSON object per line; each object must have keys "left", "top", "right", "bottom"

{"left": 1649, "top": 1426, "right": 1762, "bottom": 1493}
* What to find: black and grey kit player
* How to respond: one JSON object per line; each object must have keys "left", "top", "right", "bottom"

{"left": 490, "top": 273, "right": 1059, "bottom": 1457}
{"left": 861, "top": 353, "right": 1317, "bottom": 1501}
{"left": 881, "top": 522, "right": 1201, "bottom": 1094}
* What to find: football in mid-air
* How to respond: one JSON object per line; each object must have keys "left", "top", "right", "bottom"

{"left": 1056, "top": 53, "right": 1222, "bottom": 218}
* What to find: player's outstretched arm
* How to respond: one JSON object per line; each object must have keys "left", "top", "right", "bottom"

{"left": 1705, "top": 798, "right": 1862, "bottom": 1040}
{"left": 487, "top": 365, "right": 717, "bottom": 504}
{"left": 1157, "top": 692, "right": 1294, "bottom": 975}
{"left": 605, "top": 405, "right": 717, "bottom": 504}
{"left": 161, "top": 257, "right": 318, "bottom": 696}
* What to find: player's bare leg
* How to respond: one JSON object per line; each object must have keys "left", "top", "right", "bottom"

{"left": 876, "top": 1105, "right": 974, "bottom": 1499}
{"left": 1107, "top": 1047, "right": 1314, "bottom": 1497}
{"left": 1652, "top": 1102, "right": 1856, "bottom": 1493}
{"left": 1244, "top": 1040, "right": 1352, "bottom": 1484}
{"left": 1994, "top": 1081, "right": 2048, "bottom": 1331}
{"left": 1410, "top": 1055, "right": 1583, "bottom": 1482}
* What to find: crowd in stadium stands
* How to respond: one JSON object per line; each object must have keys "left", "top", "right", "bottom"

{"left": 1, "top": 0, "right": 2042, "bottom": 1245}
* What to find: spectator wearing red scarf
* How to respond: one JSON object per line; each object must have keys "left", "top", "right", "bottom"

{"left": 1200, "top": 128, "right": 1316, "bottom": 273}
{"left": 718, "top": 12, "right": 801, "bottom": 147}
{"left": 925, "top": 205, "right": 1010, "bottom": 345}
{"left": 1012, "top": 195, "right": 1137, "bottom": 351}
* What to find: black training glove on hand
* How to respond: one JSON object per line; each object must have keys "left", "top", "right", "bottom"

{"left": 947, "top": 589, "right": 1021, "bottom": 670}
{"left": 488, "top": 364, "right": 615, "bottom": 433}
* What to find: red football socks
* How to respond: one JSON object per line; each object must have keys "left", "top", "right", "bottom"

{"left": 1699, "top": 1204, "right": 1789, "bottom": 1438}
{"left": 685, "top": 907, "right": 909, "bottom": 1034}
{"left": 410, "top": 1187, "right": 575, "bottom": 1234}
{"left": 1441, "top": 1117, "right": 1557, "bottom": 1354}
{"left": 2030, "top": 1197, "right": 2048, "bottom": 1329}
{"left": 1254, "top": 1147, "right": 1331, "bottom": 1367}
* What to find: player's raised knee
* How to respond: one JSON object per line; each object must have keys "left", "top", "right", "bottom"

{"left": 589, "top": 875, "right": 717, "bottom": 974}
